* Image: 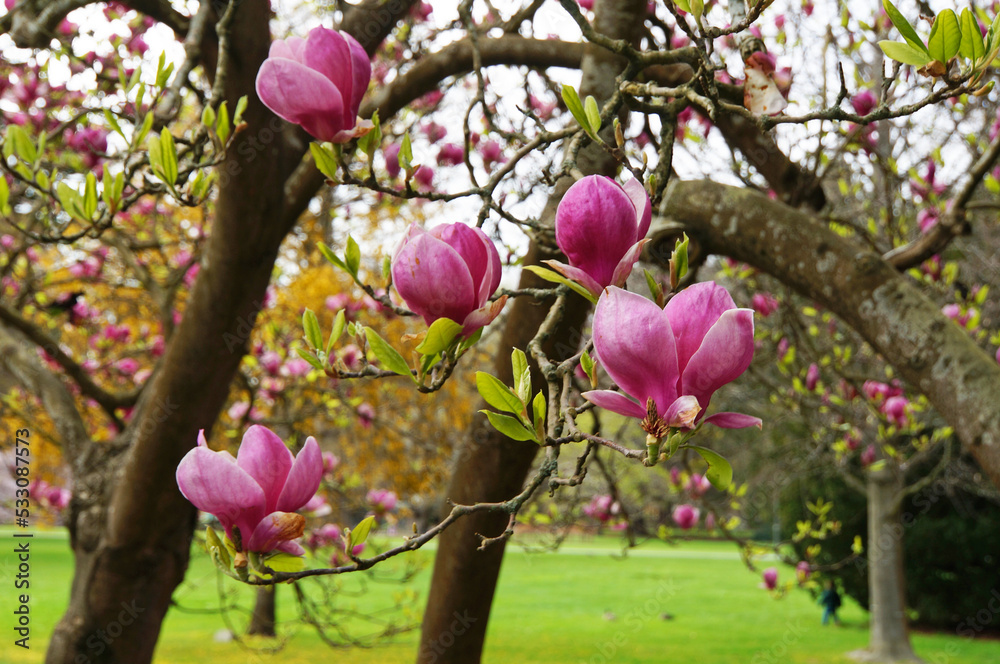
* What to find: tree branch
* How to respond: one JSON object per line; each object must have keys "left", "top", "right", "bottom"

{"left": 647, "top": 179, "right": 1000, "bottom": 488}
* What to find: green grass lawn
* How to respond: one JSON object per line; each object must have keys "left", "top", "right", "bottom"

{"left": 1, "top": 528, "right": 997, "bottom": 663}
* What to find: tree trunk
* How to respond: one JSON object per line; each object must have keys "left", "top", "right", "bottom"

{"left": 40, "top": 2, "right": 414, "bottom": 662}
{"left": 247, "top": 587, "right": 277, "bottom": 637}
{"left": 416, "top": 1, "right": 647, "bottom": 662}
{"left": 851, "top": 463, "right": 923, "bottom": 663}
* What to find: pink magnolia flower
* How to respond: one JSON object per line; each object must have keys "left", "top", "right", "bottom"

{"left": 546, "top": 176, "right": 651, "bottom": 296}
{"left": 479, "top": 140, "right": 505, "bottom": 167}
{"left": 391, "top": 222, "right": 506, "bottom": 336}
{"left": 672, "top": 504, "right": 700, "bottom": 530}
{"left": 176, "top": 426, "right": 322, "bottom": 556}
{"left": 437, "top": 143, "right": 464, "bottom": 166}
{"left": 259, "top": 350, "right": 283, "bottom": 376}
{"left": 384, "top": 143, "right": 401, "bottom": 178}
{"left": 255, "top": 27, "right": 372, "bottom": 143}
{"left": 851, "top": 90, "right": 877, "bottom": 116}
{"left": 356, "top": 402, "right": 375, "bottom": 429}
{"left": 761, "top": 567, "right": 778, "bottom": 590}
{"left": 583, "top": 494, "right": 619, "bottom": 523}
{"left": 752, "top": 292, "right": 779, "bottom": 317}
{"left": 308, "top": 523, "right": 342, "bottom": 550}
{"left": 861, "top": 444, "right": 877, "bottom": 467}
{"left": 280, "top": 358, "right": 312, "bottom": 377}
{"left": 686, "top": 473, "right": 711, "bottom": 497}
{"left": 322, "top": 451, "right": 339, "bottom": 475}
{"left": 805, "top": 363, "right": 820, "bottom": 391}
{"left": 367, "top": 489, "right": 398, "bottom": 514}
{"left": 796, "top": 561, "right": 811, "bottom": 583}
{"left": 882, "top": 395, "right": 909, "bottom": 427}
{"left": 704, "top": 512, "right": 716, "bottom": 530}
{"left": 414, "top": 165, "right": 434, "bottom": 189}
{"left": 583, "top": 284, "right": 761, "bottom": 432}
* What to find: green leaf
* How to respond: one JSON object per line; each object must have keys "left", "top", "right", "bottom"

{"left": 327, "top": 309, "right": 346, "bottom": 355}
{"left": 357, "top": 110, "right": 381, "bottom": 162}
{"left": 523, "top": 265, "right": 599, "bottom": 304}
{"left": 690, "top": 0, "right": 704, "bottom": 22}
{"left": 960, "top": 9, "right": 985, "bottom": 61}
{"left": 561, "top": 85, "right": 589, "bottom": 133}
{"left": 263, "top": 552, "right": 306, "bottom": 573}
{"left": 56, "top": 182, "right": 84, "bottom": 219}
{"left": 689, "top": 445, "right": 733, "bottom": 490}
{"left": 476, "top": 371, "right": 526, "bottom": 418}
{"left": 580, "top": 350, "right": 595, "bottom": 385}
{"left": 674, "top": 0, "right": 691, "bottom": 12}
{"left": 532, "top": 390, "right": 546, "bottom": 441}
{"left": 104, "top": 109, "right": 125, "bottom": 139}
{"left": 133, "top": 112, "right": 154, "bottom": 149}
{"left": 480, "top": 410, "right": 538, "bottom": 442}
{"left": 233, "top": 95, "right": 248, "bottom": 126}
{"left": 7, "top": 125, "right": 36, "bottom": 164}
{"left": 416, "top": 317, "right": 463, "bottom": 355}
{"left": 583, "top": 95, "right": 601, "bottom": 135}
{"left": 83, "top": 172, "right": 98, "bottom": 219}
{"left": 318, "top": 241, "right": 349, "bottom": 272}
{"left": 345, "top": 235, "right": 361, "bottom": 277}
{"left": 643, "top": 269, "right": 663, "bottom": 306}
{"left": 364, "top": 327, "right": 415, "bottom": 381}
{"left": 35, "top": 169, "right": 49, "bottom": 190}
{"left": 349, "top": 515, "right": 376, "bottom": 550}
{"left": 399, "top": 133, "right": 413, "bottom": 171}
{"left": 878, "top": 40, "right": 933, "bottom": 66}
{"left": 216, "top": 101, "right": 231, "bottom": 145}
{"left": 303, "top": 308, "right": 323, "bottom": 349}
{"left": 512, "top": 348, "right": 531, "bottom": 404}
{"left": 0, "top": 176, "right": 9, "bottom": 215}
{"left": 928, "top": 9, "right": 961, "bottom": 64}
{"left": 670, "top": 233, "right": 690, "bottom": 288}
{"left": 159, "top": 129, "right": 178, "bottom": 186}
{"left": 310, "top": 142, "right": 340, "bottom": 181}
{"left": 206, "top": 526, "right": 231, "bottom": 570}
{"left": 882, "top": 0, "right": 929, "bottom": 55}
{"left": 201, "top": 104, "right": 216, "bottom": 129}
{"left": 458, "top": 326, "right": 483, "bottom": 352}
{"left": 295, "top": 347, "right": 325, "bottom": 371}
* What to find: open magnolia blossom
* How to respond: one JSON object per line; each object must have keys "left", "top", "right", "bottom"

{"left": 391, "top": 222, "right": 507, "bottom": 337}
{"left": 175, "top": 425, "right": 322, "bottom": 558}
{"left": 546, "top": 175, "right": 651, "bottom": 296}
{"left": 583, "top": 283, "right": 761, "bottom": 434}
{"left": 255, "top": 26, "right": 372, "bottom": 143}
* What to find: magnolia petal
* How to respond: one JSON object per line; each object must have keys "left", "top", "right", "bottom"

{"left": 255, "top": 58, "right": 346, "bottom": 142}
{"left": 275, "top": 437, "right": 323, "bottom": 513}
{"left": 681, "top": 308, "right": 755, "bottom": 409}
{"left": 702, "top": 412, "right": 763, "bottom": 429}
{"left": 663, "top": 395, "right": 701, "bottom": 429}
{"left": 176, "top": 446, "right": 265, "bottom": 537}
{"left": 744, "top": 55, "right": 788, "bottom": 116}
{"left": 269, "top": 36, "right": 306, "bottom": 62}
{"left": 622, "top": 178, "right": 652, "bottom": 239}
{"left": 330, "top": 118, "right": 375, "bottom": 144}
{"left": 236, "top": 425, "right": 294, "bottom": 514}
{"left": 592, "top": 287, "right": 679, "bottom": 415}
{"left": 343, "top": 31, "right": 372, "bottom": 121}
{"left": 461, "top": 295, "right": 507, "bottom": 337}
{"left": 609, "top": 239, "right": 650, "bottom": 288}
{"left": 543, "top": 259, "right": 604, "bottom": 297}
{"left": 582, "top": 390, "right": 647, "bottom": 420}
{"left": 276, "top": 539, "right": 306, "bottom": 556}
{"left": 392, "top": 233, "right": 477, "bottom": 325}
{"left": 555, "top": 176, "right": 640, "bottom": 289}
{"left": 246, "top": 512, "right": 306, "bottom": 553}
{"left": 430, "top": 224, "right": 492, "bottom": 306}
{"left": 665, "top": 281, "right": 738, "bottom": 374}
{"left": 303, "top": 27, "right": 354, "bottom": 128}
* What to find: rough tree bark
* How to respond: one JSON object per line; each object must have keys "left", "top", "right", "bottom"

{"left": 648, "top": 180, "right": 1000, "bottom": 489}
{"left": 416, "top": 1, "right": 648, "bottom": 662}
{"left": 27, "top": 2, "right": 415, "bottom": 663}
{"left": 851, "top": 462, "right": 923, "bottom": 663}
{"left": 247, "top": 587, "right": 277, "bottom": 637}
